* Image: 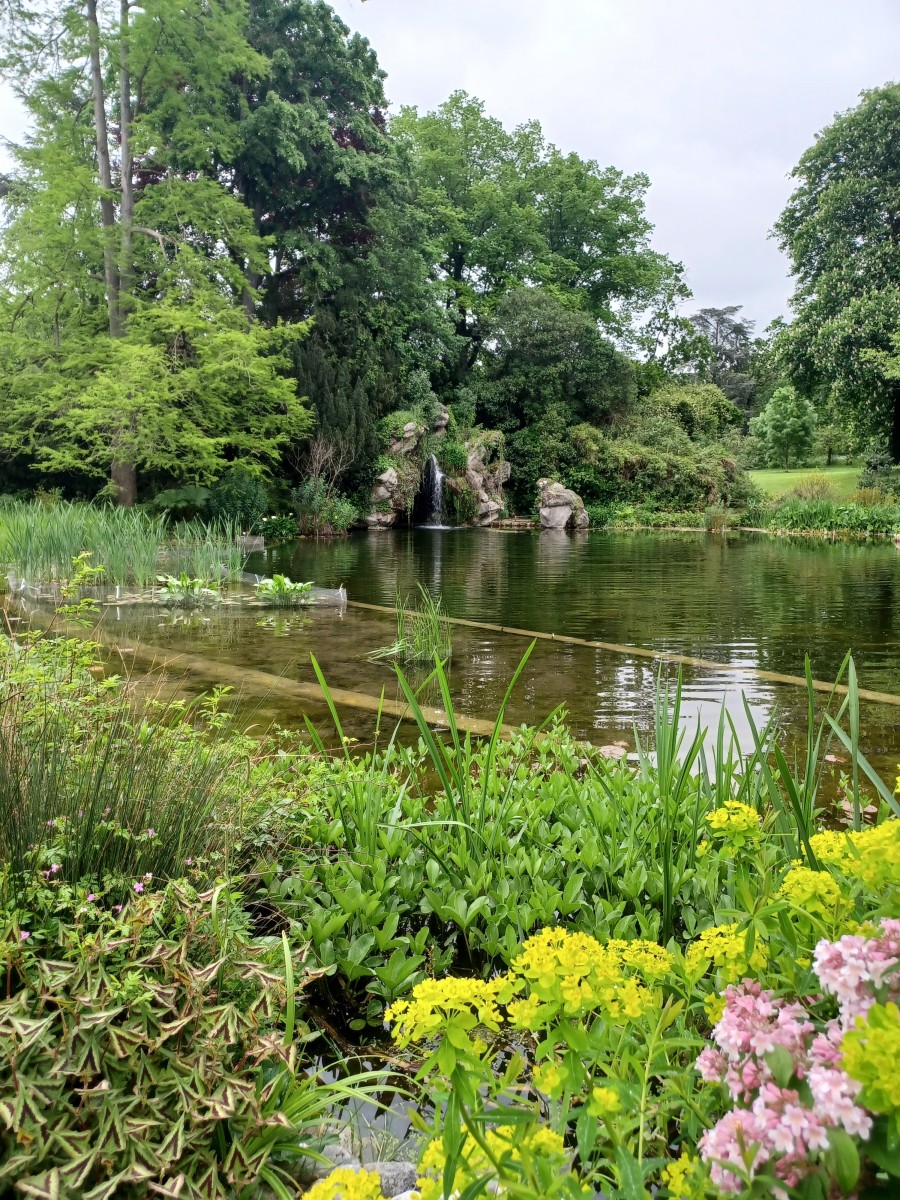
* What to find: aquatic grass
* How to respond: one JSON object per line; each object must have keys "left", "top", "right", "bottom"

{"left": 0, "top": 501, "right": 167, "bottom": 587}
{"left": 0, "top": 640, "right": 247, "bottom": 890}
{"left": 165, "top": 518, "right": 245, "bottom": 582}
{"left": 370, "top": 585, "right": 453, "bottom": 664}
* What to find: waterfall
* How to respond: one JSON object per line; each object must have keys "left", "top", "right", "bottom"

{"left": 422, "top": 453, "right": 446, "bottom": 525}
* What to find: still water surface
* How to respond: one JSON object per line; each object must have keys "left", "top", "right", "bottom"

{"left": 99, "top": 529, "right": 900, "bottom": 769}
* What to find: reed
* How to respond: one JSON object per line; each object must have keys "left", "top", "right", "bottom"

{"left": 0, "top": 502, "right": 243, "bottom": 588}
{"left": 370, "top": 585, "right": 453, "bottom": 663}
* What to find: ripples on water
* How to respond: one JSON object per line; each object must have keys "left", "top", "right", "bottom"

{"left": 100, "top": 529, "right": 900, "bottom": 773}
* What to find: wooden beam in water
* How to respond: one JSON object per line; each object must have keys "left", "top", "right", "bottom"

{"left": 346, "top": 601, "right": 900, "bottom": 708}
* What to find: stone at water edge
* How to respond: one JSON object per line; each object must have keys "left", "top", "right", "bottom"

{"left": 536, "top": 478, "right": 589, "bottom": 531}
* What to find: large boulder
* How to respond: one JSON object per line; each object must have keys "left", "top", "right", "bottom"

{"left": 537, "top": 478, "right": 589, "bottom": 530}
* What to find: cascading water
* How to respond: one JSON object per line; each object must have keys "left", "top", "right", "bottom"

{"left": 421, "top": 453, "right": 446, "bottom": 526}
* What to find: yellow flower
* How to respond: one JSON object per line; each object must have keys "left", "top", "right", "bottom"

{"left": 416, "top": 1124, "right": 573, "bottom": 1200}
{"left": 305, "top": 1168, "right": 385, "bottom": 1200}
{"left": 662, "top": 1151, "right": 707, "bottom": 1199}
{"left": 586, "top": 1084, "right": 621, "bottom": 1117}
{"left": 505, "top": 927, "right": 673, "bottom": 1026}
{"left": 533, "top": 1061, "right": 566, "bottom": 1098}
{"left": 685, "top": 923, "right": 766, "bottom": 983}
{"left": 706, "top": 801, "right": 760, "bottom": 845}
{"left": 810, "top": 820, "right": 900, "bottom": 891}
{"left": 842, "top": 1002, "right": 900, "bottom": 1114}
{"left": 703, "top": 992, "right": 726, "bottom": 1025}
{"left": 387, "top": 975, "right": 506, "bottom": 1045}
{"left": 778, "top": 865, "right": 844, "bottom": 920}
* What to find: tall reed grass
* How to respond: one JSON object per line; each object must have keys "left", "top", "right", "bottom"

{"left": 369, "top": 585, "right": 453, "bottom": 663}
{"left": 0, "top": 639, "right": 248, "bottom": 890}
{"left": 0, "top": 501, "right": 244, "bottom": 587}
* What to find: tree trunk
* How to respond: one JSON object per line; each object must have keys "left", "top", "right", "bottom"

{"left": 86, "top": 0, "right": 121, "bottom": 339}
{"left": 86, "top": 0, "right": 138, "bottom": 504}
{"left": 118, "top": 0, "right": 134, "bottom": 315}
{"left": 891, "top": 386, "right": 900, "bottom": 463}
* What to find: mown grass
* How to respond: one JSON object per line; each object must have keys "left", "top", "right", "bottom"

{"left": 748, "top": 465, "right": 859, "bottom": 499}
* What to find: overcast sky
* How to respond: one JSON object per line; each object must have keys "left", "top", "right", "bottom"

{"left": 329, "top": 0, "right": 900, "bottom": 330}
{"left": 2, "top": 0, "right": 899, "bottom": 330}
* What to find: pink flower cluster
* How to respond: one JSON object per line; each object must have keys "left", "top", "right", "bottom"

{"left": 697, "top": 982, "right": 871, "bottom": 1195}
{"left": 813, "top": 918, "right": 900, "bottom": 1026}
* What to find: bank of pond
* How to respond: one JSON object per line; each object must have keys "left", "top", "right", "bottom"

{"left": 2, "top": 627, "right": 900, "bottom": 1199}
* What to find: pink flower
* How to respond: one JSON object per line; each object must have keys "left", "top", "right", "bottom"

{"left": 146, "top": 828, "right": 156, "bottom": 838}
{"left": 86, "top": 893, "right": 96, "bottom": 902}
{"left": 19, "top": 931, "right": 30, "bottom": 941}
{"left": 813, "top": 920, "right": 900, "bottom": 1026}
{"left": 133, "top": 882, "right": 144, "bottom": 893}
{"left": 112, "top": 904, "right": 123, "bottom": 914}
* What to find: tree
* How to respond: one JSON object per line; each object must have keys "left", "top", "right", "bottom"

{"left": 0, "top": 0, "right": 310, "bottom": 499}
{"left": 474, "top": 289, "right": 634, "bottom": 508}
{"left": 775, "top": 84, "right": 900, "bottom": 458}
{"left": 393, "top": 91, "right": 687, "bottom": 386}
{"left": 688, "top": 306, "right": 757, "bottom": 407}
{"left": 750, "top": 385, "right": 815, "bottom": 469}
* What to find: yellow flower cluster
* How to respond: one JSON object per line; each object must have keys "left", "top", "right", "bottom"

{"left": 506, "top": 927, "right": 673, "bottom": 1024}
{"left": 386, "top": 975, "right": 507, "bottom": 1046}
{"left": 661, "top": 1151, "right": 707, "bottom": 1199}
{"left": 586, "top": 1084, "right": 621, "bottom": 1117}
{"left": 842, "top": 1002, "right": 900, "bottom": 1115}
{"left": 417, "top": 1124, "right": 574, "bottom": 1200}
{"left": 706, "top": 800, "right": 761, "bottom": 844}
{"left": 305, "top": 1168, "right": 385, "bottom": 1200}
{"left": 778, "top": 865, "right": 844, "bottom": 919}
{"left": 685, "top": 923, "right": 766, "bottom": 982}
{"left": 810, "top": 820, "right": 900, "bottom": 891}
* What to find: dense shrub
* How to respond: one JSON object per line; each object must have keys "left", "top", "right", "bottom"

{"left": 258, "top": 514, "right": 300, "bottom": 541}
{"left": 291, "top": 478, "right": 357, "bottom": 536}
{"left": 768, "top": 498, "right": 900, "bottom": 534}
{"left": 436, "top": 438, "right": 469, "bottom": 475}
{"left": 644, "top": 381, "right": 742, "bottom": 441}
{"left": 148, "top": 484, "right": 212, "bottom": 520}
{"left": 209, "top": 465, "right": 270, "bottom": 532}
{"left": 787, "top": 470, "right": 839, "bottom": 501}
{"left": 858, "top": 442, "right": 898, "bottom": 492}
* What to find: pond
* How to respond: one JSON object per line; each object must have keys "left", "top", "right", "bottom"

{"left": 88, "top": 528, "right": 900, "bottom": 777}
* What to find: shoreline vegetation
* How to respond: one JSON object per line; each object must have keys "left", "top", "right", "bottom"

{"left": 2, "top": 622, "right": 900, "bottom": 1197}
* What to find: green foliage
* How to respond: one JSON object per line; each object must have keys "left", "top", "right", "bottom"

{"left": 394, "top": 91, "right": 687, "bottom": 387}
{"left": 858, "top": 442, "right": 898, "bottom": 492}
{"left": 258, "top": 515, "right": 300, "bottom": 541}
{"left": 0, "top": 637, "right": 248, "bottom": 887}
{"left": 0, "top": 878, "right": 382, "bottom": 1198}
{"left": 448, "top": 481, "right": 480, "bottom": 525}
{"left": 255, "top": 575, "right": 313, "bottom": 606}
{"left": 644, "top": 381, "right": 743, "bottom": 442}
{"left": 370, "top": 587, "right": 453, "bottom": 664}
{"left": 750, "top": 385, "right": 815, "bottom": 468}
{"left": 766, "top": 498, "right": 900, "bottom": 535}
{"left": 156, "top": 573, "right": 221, "bottom": 607}
{"left": 436, "top": 439, "right": 469, "bottom": 475}
{"left": 775, "top": 83, "right": 900, "bottom": 454}
{"left": 0, "top": 502, "right": 166, "bottom": 587}
{"left": 148, "top": 484, "right": 213, "bottom": 521}
{"left": 290, "top": 479, "right": 357, "bottom": 537}
{"left": 209, "top": 466, "right": 271, "bottom": 532}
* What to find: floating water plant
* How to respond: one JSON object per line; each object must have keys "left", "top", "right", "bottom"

{"left": 370, "top": 584, "right": 453, "bottom": 663}
{"left": 255, "top": 575, "right": 314, "bottom": 606}
{"left": 156, "top": 573, "right": 221, "bottom": 608}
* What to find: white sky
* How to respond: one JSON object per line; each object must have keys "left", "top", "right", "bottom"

{"left": 3, "top": 0, "right": 899, "bottom": 330}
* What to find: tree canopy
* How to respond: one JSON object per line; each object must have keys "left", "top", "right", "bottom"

{"left": 775, "top": 83, "right": 900, "bottom": 459}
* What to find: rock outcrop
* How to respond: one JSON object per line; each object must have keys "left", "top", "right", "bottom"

{"left": 537, "top": 478, "right": 589, "bottom": 530}
{"left": 363, "top": 409, "right": 510, "bottom": 529}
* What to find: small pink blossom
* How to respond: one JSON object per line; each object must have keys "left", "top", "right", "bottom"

{"left": 86, "top": 893, "right": 96, "bottom": 902}
{"left": 145, "top": 828, "right": 156, "bottom": 838}
{"left": 19, "top": 931, "right": 30, "bottom": 941}
{"left": 112, "top": 904, "right": 123, "bottom": 914}
{"left": 133, "top": 882, "right": 144, "bottom": 893}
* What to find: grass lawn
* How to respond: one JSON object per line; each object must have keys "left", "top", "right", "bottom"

{"left": 748, "top": 464, "right": 859, "bottom": 500}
